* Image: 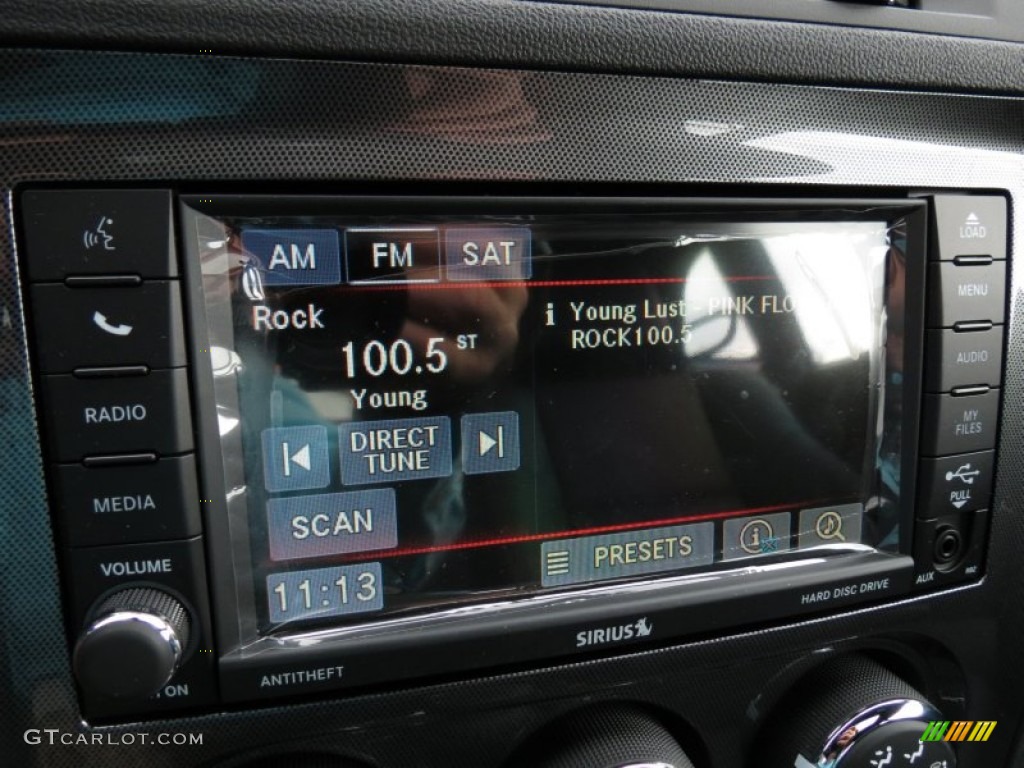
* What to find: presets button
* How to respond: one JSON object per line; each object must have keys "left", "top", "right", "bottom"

{"left": 540, "top": 523, "right": 715, "bottom": 588}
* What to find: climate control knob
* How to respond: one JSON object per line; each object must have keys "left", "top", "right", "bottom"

{"left": 73, "top": 587, "right": 190, "bottom": 700}
{"left": 507, "top": 705, "right": 696, "bottom": 768}
{"left": 761, "top": 655, "right": 957, "bottom": 768}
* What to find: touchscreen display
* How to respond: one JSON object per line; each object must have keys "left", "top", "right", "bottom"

{"left": 188, "top": 202, "right": 906, "bottom": 632}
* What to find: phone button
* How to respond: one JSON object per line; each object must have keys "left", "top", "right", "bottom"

{"left": 30, "top": 281, "right": 186, "bottom": 373}
{"left": 41, "top": 368, "right": 194, "bottom": 462}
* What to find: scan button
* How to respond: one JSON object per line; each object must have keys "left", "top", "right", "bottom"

{"left": 267, "top": 489, "right": 398, "bottom": 561}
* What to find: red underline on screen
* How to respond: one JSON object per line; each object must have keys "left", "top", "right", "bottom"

{"left": 347, "top": 499, "right": 824, "bottom": 561}
{"left": 334, "top": 275, "right": 775, "bottom": 292}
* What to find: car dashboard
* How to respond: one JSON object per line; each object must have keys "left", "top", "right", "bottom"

{"left": 1, "top": 3, "right": 1023, "bottom": 768}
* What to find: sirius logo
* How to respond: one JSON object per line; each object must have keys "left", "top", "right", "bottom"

{"left": 576, "top": 617, "right": 653, "bottom": 648}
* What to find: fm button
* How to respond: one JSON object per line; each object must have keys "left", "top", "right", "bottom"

{"left": 345, "top": 228, "right": 440, "bottom": 284}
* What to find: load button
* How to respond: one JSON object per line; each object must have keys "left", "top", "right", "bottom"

{"left": 42, "top": 369, "right": 194, "bottom": 461}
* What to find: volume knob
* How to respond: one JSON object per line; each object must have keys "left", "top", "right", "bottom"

{"left": 73, "top": 587, "right": 190, "bottom": 700}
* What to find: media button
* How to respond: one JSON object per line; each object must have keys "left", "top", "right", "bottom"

{"left": 446, "top": 227, "right": 532, "bottom": 281}
{"left": 240, "top": 229, "right": 341, "bottom": 287}
{"left": 53, "top": 455, "right": 200, "bottom": 546}
{"left": 267, "top": 489, "right": 398, "bottom": 561}
{"left": 919, "top": 451, "right": 995, "bottom": 517}
{"left": 797, "top": 503, "right": 863, "bottom": 550}
{"left": 261, "top": 425, "right": 331, "bottom": 492}
{"left": 345, "top": 228, "right": 441, "bottom": 284}
{"left": 540, "top": 523, "right": 715, "bottom": 588}
{"left": 42, "top": 369, "right": 193, "bottom": 461}
{"left": 461, "top": 411, "right": 521, "bottom": 475}
{"left": 338, "top": 416, "right": 452, "bottom": 485}
{"left": 721, "top": 512, "right": 792, "bottom": 561}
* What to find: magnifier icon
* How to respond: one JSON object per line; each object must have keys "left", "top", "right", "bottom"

{"left": 815, "top": 510, "right": 845, "bottom": 541}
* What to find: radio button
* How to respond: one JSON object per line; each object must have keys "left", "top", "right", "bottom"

{"left": 918, "top": 450, "right": 994, "bottom": 518}
{"left": 42, "top": 369, "right": 194, "bottom": 461}
{"left": 927, "top": 261, "right": 1006, "bottom": 327}
{"left": 921, "top": 389, "right": 1000, "bottom": 456}
{"left": 924, "top": 326, "right": 1004, "bottom": 392}
{"left": 53, "top": 455, "right": 200, "bottom": 547}
{"left": 931, "top": 195, "right": 1007, "bottom": 261}
{"left": 20, "top": 189, "right": 175, "bottom": 281}
{"left": 30, "top": 281, "right": 187, "bottom": 373}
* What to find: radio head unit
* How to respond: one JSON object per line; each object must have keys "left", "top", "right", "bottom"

{"left": 20, "top": 191, "right": 1006, "bottom": 718}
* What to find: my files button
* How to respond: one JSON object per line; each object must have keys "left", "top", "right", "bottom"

{"left": 241, "top": 228, "right": 342, "bottom": 287}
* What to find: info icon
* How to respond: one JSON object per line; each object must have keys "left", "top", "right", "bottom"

{"left": 262, "top": 425, "right": 331, "bottom": 492}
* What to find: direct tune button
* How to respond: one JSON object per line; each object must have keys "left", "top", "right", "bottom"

{"left": 20, "top": 188, "right": 176, "bottom": 281}
{"left": 73, "top": 587, "right": 190, "bottom": 700}
{"left": 53, "top": 455, "right": 201, "bottom": 546}
{"left": 30, "top": 281, "right": 186, "bottom": 373}
{"left": 927, "top": 261, "right": 1006, "bottom": 327}
{"left": 42, "top": 368, "right": 193, "bottom": 461}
